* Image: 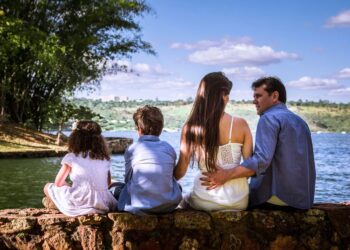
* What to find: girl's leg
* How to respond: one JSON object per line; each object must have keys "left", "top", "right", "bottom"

{"left": 43, "top": 183, "right": 52, "bottom": 197}
{"left": 42, "top": 183, "right": 58, "bottom": 209}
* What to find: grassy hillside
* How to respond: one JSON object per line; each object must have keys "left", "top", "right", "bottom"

{"left": 289, "top": 105, "right": 350, "bottom": 132}
{"left": 74, "top": 99, "right": 349, "bottom": 132}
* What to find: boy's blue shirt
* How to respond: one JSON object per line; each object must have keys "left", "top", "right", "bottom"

{"left": 118, "top": 134, "right": 182, "bottom": 215}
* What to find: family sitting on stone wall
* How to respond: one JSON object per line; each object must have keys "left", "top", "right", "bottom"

{"left": 43, "top": 73, "right": 316, "bottom": 216}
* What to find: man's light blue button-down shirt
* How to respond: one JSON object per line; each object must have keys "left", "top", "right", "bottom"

{"left": 241, "top": 103, "right": 316, "bottom": 209}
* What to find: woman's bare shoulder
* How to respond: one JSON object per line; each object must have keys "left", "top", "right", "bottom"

{"left": 233, "top": 116, "right": 249, "bottom": 127}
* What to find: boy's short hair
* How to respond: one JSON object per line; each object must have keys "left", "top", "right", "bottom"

{"left": 133, "top": 105, "right": 164, "bottom": 136}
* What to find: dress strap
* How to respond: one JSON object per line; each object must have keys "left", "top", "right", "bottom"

{"left": 228, "top": 116, "right": 234, "bottom": 143}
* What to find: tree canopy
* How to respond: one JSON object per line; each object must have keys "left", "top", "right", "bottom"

{"left": 0, "top": 0, "right": 153, "bottom": 130}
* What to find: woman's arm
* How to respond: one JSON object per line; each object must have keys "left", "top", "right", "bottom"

{"left": 242, "top": 119, "right": 253, "bottom": 160}
{"left": 54, "top": 164, "right": 71, "bottom": 187}
{"left": 174, "top": 125, "right": 191, "bottom": 180}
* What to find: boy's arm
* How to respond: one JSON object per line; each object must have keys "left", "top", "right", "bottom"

{"left": 124, "top": 147, "right": 133, "bottom": 183}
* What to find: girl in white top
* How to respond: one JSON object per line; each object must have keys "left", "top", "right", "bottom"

{"left": 174, "top": 72, "right": 253, "bottom": 211}
{"left": 43, "top": 121, "right": 117, "bottom": 216}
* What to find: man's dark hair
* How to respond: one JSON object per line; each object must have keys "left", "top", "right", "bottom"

{"left": 133, "top": 105, "right": 164, "bottom": 136}
{"left": 251, "top": 76, "right": 287, "bottom": 103}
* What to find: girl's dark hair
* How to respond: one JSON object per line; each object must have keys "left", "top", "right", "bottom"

{"left": 68, "top": 121, "right": 110, "bottom": 161}
{"left": 185, "top": 72, "right": 232, "bottom": 172}
{"left": 133, "top": 105, "right": 164, "bottom": 136}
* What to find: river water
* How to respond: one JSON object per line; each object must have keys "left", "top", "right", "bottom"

{"left": 0, "top": 131, "right": 349, "bottom": 209}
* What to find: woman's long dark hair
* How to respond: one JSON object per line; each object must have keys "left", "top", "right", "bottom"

{"left": 68, "top": 121, "right": 110, "bottom": 161}
{"left": 185, "top": 72, "right": 232, "bottom": 172}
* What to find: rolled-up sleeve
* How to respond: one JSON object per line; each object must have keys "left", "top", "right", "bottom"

{"left": 241, "top": 114, "right": 279, "bottom": 176}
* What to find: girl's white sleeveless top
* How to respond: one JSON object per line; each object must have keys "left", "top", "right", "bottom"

{"left": 188, "top": 116, "right": 249, "bottom": 211}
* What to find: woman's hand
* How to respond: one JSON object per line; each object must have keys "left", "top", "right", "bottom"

{"left": 200, "top": 166, "right": 232, "bottom": 190}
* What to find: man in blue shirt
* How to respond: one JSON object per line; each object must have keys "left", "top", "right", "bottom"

{"left": 202, "top": 77, "right": 316, "bottom": 209}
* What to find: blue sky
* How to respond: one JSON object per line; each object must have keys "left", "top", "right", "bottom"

{"left": 78, "top": 0, "right": 350, "bottom": 103}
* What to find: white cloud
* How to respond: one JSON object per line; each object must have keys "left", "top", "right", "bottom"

{"left": 76, "top": 61, "right": 198, "bottom": 100}
{"left": 329, "top": 87, "right": 350, "bottom": 96}
{"left": 132, "top": 63, "right": 170, "bottom": 76}
{"left": 222, "top": 66, "right": 265, "bottom": 80}
{"left": 325, "top": 10, "right": 350, "bottom": 28}
{"left": 102, "top": 72, "right": 195, "bottom": 90}
{"left": 336, "top": 68, "right": 350, "bottom": 78}
{"left": 171, "top": 37, "right": 252, "bottom": 50}
{"left": 185, "top": 42, "right": 298, "bottom": 66}
{"left": 287, "top": 77, "right": 339, "bottom": 90}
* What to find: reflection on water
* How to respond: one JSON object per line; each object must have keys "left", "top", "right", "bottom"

{"left": 0, "top": 132, "right": 349, "bottom": 209}
{"left": 0, "top": 158, "right": 61, "bottom": 209}
{"left": 312, "top": 133, "right": 350, "bottom": 202}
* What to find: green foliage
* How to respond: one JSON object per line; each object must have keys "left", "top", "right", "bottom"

{"left": 0, "top": 0, "right": 153, "bottom": 130}
{"left": 45, "top": 98, "right": 100, "bottom": 132}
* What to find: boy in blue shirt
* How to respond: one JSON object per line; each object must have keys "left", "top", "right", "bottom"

{"left": 115, "top": 105, "right": 182, "bottom": 215}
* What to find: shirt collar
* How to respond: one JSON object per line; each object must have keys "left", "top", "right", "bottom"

{"left": 262, "top": 103, "right": 287, "bottom": 115}
{"left": 138, "top": 135, "right": 160, "bottom": 142}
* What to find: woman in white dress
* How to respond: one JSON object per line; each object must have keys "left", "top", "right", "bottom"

{"left": 43, "top": 121, "right": 117, "bottom": 216}
{"left": 174, "top": 72, "right": 253, "bottom": 211}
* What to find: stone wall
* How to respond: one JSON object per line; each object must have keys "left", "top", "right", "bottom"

{"left": 0, "top": 203, "right": 349, "bottom": 249}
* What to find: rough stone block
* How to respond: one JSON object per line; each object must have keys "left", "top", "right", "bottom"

{"left": 0, "top": 217, "right": 36, "bottom": 234}
{"left": 174, "top": 211, "right": 211, "bottom": 230}
{"left": 108, "top": 212, "right": 158, "bottom": 231}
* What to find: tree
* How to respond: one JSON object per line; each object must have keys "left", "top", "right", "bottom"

{"left": 0, "top": 0, "right": 154, "bottom": 130}
{"left": 46, "top": 98, "right": 101, "bottom": 145}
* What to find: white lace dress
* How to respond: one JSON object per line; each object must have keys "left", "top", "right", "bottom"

{"left": 47, "top": 153, "right": 117, "bottom": 216}
{"left": 186, "top": 117, "right": 249, "bottom": 211}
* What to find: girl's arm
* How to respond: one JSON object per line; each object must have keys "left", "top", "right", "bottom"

{"left": 107, "top": 170, "right": 112, "bottom": 188}
{"left": 54, "top": 164, "right": 71, "bottom": 187}
{"left": 174, "top": 125, "right": 191, "bottom": 180}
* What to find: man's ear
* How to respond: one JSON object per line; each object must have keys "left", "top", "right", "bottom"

{"left": 272, "top": 91, "right": 279, "bottom": 103}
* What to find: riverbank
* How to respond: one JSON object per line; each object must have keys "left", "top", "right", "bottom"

{"left": 0, "top": 123, "right": 132, "bottom": 158}
{"left": 0, "top": 122, "right": 67, "bottom": 158}
{"left": 0, "top": 203, "right": 349, "bottom": 249}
